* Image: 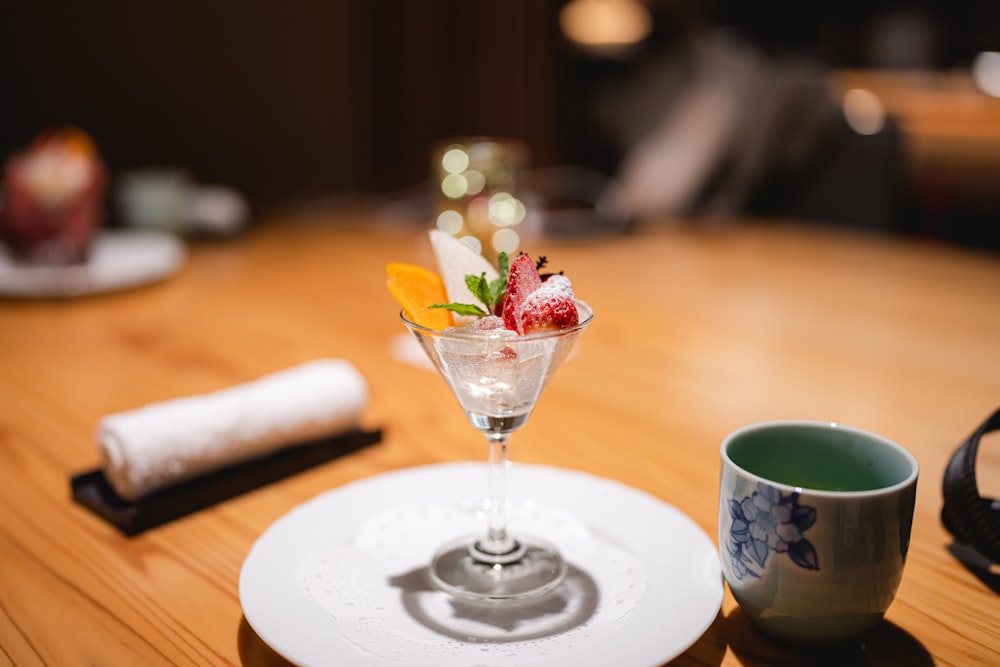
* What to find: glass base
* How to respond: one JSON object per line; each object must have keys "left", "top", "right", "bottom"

{"left": 430, "top": 534, "right": 567, "bottom": 602}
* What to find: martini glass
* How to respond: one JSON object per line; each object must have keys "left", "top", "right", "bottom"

{"left": 401, "top": 301, "right": 593, "bottom": 601}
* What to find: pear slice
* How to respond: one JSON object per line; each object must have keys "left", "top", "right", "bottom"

{"left": 429, "top": 229, "right": 500, "bottom": 325}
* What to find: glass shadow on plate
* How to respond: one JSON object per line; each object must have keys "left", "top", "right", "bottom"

{"left": 387, "top": 562, "right": 599, "bottom": 643}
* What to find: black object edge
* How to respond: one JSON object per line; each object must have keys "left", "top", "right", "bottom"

{"left": 70, "top": 427, "right": 382, "bottom": 536}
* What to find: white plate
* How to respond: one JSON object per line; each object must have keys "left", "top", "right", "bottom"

{"left": 0, "top": 230, "right": 185, "bottom": 298}
{"left": 240, "top": 463, "right": 723, "bottom": 667}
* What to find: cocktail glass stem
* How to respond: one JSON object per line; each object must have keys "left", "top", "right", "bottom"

{"left": 476, "top": 433, "right": 520, "bottom": 560}
{"left": 429, "top": 422, "right": 561, "bottom": 599}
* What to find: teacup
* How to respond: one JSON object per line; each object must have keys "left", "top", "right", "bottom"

{"left": 719, "top": 420, "right": 918, "bottom": 644}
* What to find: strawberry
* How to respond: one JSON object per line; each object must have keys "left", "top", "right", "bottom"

{"left": 502, "top": 253, "right": 579, "bottom": 334}
{"left": 519, "top": 275, "right": 579, "bottom": 333}
{"left": 502, "top": 254, "right": 543, "bottom": 333}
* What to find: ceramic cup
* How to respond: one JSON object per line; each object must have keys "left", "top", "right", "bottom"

{"left": 719, "top": 420, "right": 918, "bottom": 644}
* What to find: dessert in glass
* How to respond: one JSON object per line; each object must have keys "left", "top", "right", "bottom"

{"left": 387, "top": 231, "right": 592, "bottom": 601}
{"left": 0, "top": 127, "right": 107, "bottom": 265}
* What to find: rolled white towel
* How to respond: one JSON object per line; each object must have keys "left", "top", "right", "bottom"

{"left": 97, "top": 359, "right": 368, "bottom": 501}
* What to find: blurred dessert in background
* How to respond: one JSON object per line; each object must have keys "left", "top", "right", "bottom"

{"left": 1, "top": 128, "right": 107, "bottom": 265}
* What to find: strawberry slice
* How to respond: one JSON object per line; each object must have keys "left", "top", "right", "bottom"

{"left": 502, "top": 254, "right": 543, "bottom": 333}
{"left": 502, "top": 254, "right": 579, "bottom": 334}
{"left": 519, "top": 275, "right": 579, "bottom": 333}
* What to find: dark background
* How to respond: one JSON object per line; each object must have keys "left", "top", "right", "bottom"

{"left": 2, "top": 1, "right": 998, "bottom": 245}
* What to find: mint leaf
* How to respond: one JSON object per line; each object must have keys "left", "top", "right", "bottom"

{"left": 465, "top": 273, "right": 492, "bottom": 307}
{"left": 489, "top": 277, "right": 505, "bottom": 308}
{"left": 488, "top": 252, "right": 509, "bottom": 309}
{"left": 497, "top": 252, "right": 510, "bottom": 280}
{"left": 431, "top": 251, "right": 510, "bottom": 321}
{"left": 429, "top": 303, "right": 488, "bottom": 317}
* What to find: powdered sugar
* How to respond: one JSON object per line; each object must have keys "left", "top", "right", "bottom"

{"left": 525, "top": 274, "right": 574, "bottom": 305}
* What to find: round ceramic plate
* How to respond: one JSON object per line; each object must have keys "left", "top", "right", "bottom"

{"left": 239, "top": 463, "right": 723, "bottom": 667}
{"left": 0, "top": 229, "right": 185, "bottom": 298}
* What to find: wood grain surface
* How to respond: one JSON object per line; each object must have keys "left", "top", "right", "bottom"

{"left": 1, "top": 214, "right": 998, "bottom": 666}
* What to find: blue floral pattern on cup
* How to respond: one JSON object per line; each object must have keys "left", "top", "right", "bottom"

{"left": 726, "top": 481, "right": 819, "bottom": 579}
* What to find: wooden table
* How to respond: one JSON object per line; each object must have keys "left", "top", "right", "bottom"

{"left": 2, "top": 214, "right": 998, "bottom": 666}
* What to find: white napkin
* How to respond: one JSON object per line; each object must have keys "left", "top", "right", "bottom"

{"left": 97, "top": 359, "right": 368, "bottom": 501}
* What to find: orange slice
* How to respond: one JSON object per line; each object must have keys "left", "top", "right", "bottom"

{"left": 386, "top": 262, "right": 454, "bottom": 330}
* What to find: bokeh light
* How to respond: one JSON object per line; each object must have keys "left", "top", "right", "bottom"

{"left": 441, "top": 172, "right": 469, "bottom": 199}
{"left": 464, "top": 169, "right": 486, "bottom": 196}
{"left": 432, "top": 138, "right": 529, "bottom": 261}
{"left": 492, "top": 228, "right": 520, "bottom": 254}
{"left": 972, "top": 51, "right": 1000, "bottom": 98}
{"left": 487, "top": 192, "right": 526, "bottom": 227}
{"left": 842, "top": 88, "right": 886, "bottom": 135}
{"left": 559, "top": 0, "right": 652, "bottom": 55}
{"left": 441, "top": 147, "right": 470, "bottom": 174}
{"left": 435, "top": 209, "right": 464, "bottom": 235}
{"left": 467, "top": 196, "right": 490, "bottom": 227}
